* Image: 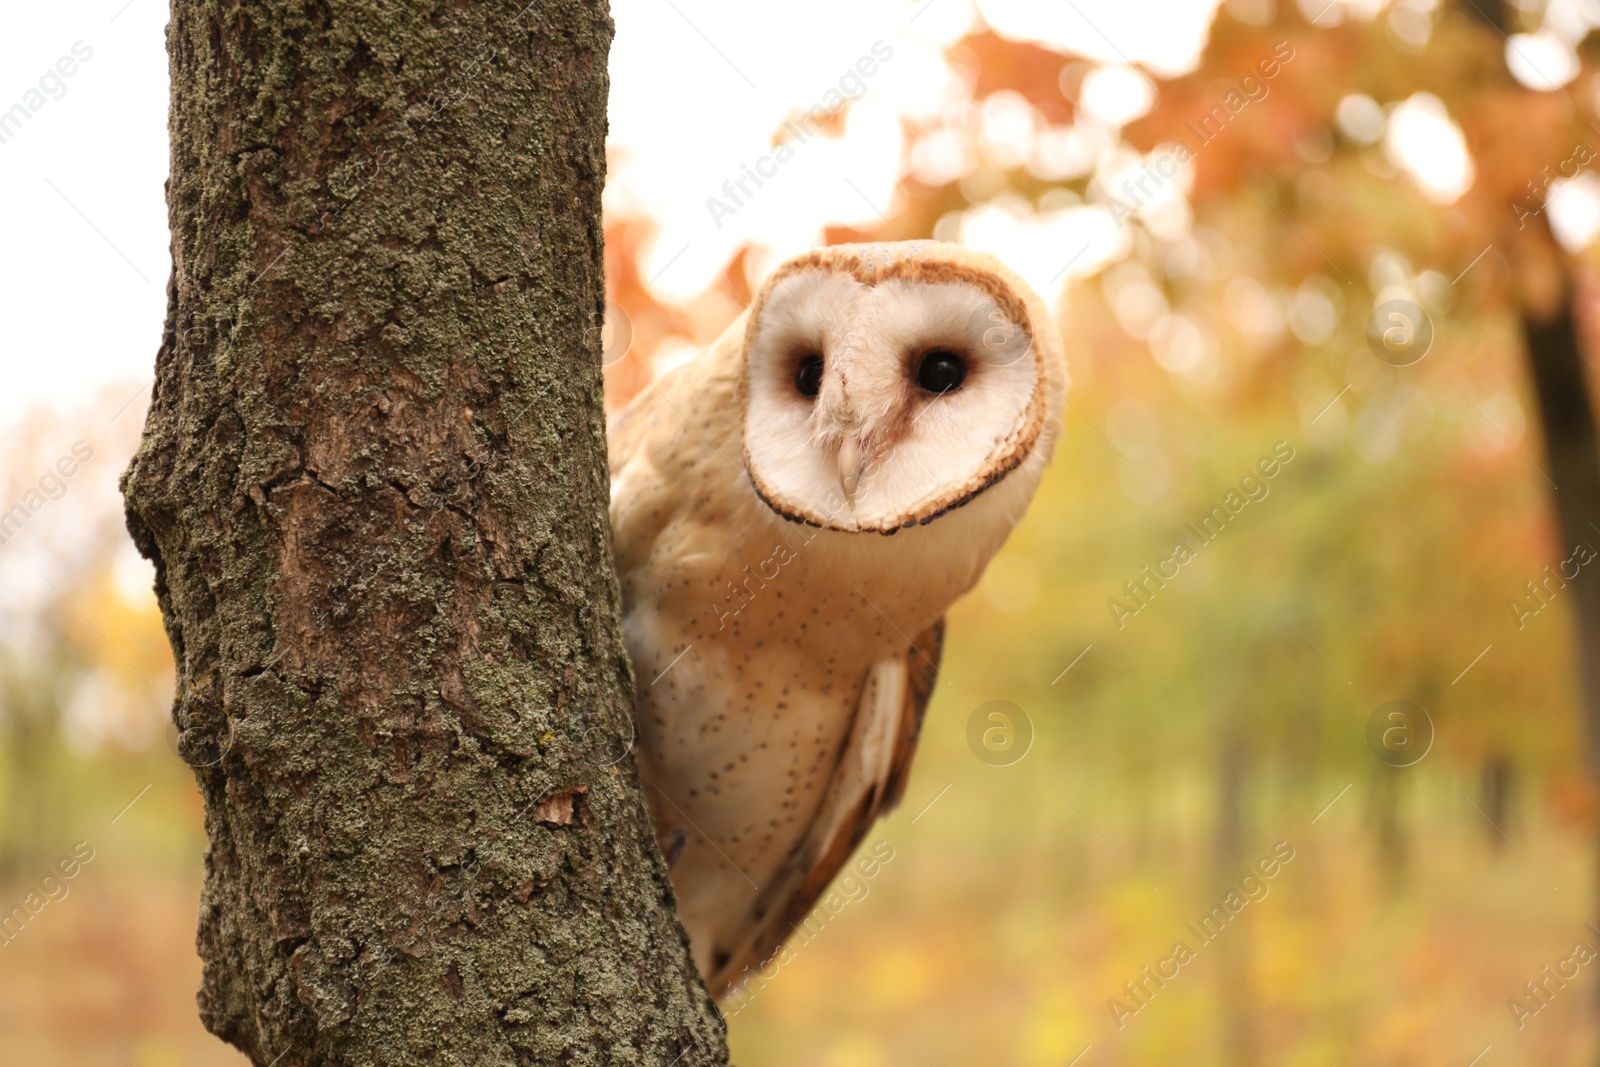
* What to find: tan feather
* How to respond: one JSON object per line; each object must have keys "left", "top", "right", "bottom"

{"left": 707, "top": 621, "right": 945, "bottom": 997}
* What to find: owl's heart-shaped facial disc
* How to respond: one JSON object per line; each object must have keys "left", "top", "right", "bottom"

{"left": 741, "top": 245, "right": 1046, "bottom": 533}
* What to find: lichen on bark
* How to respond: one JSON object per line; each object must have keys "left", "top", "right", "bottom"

{"left": 121, "top": 1, "right": 728, "bottom": 1063}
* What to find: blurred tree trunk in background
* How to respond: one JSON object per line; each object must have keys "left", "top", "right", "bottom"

{"left": 0, "top": 649, "right": 63, "bottom": 878}
{"left": 1214, "top": 695, "right": 1258, "bottom": 1067}
{"left": 1480, "top": 753, "right": 1516, "bottom": 855}
{"left": 120, "top": 2, "right": 727, "bottom": 1064}
{"left": 1464, "top": 3, "right": 1600, "bottom": 1016}
{"left": 1513, "top": 253, "right": 1600, "bottom": 762}
{"left": 1512, "top": 243, "right": 1600, "bottom": 1017}
{"left": 1371, "top": 767, "right": 1407, "bottom": 886}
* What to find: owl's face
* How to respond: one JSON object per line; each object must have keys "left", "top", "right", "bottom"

{"left": 741, "top": 243, "right": 1054, "bottom": 534}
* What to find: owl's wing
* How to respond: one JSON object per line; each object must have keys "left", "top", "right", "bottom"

{"left": 605, "top": 385, "right": 661, "bottom": 481}
{"left": 706, "top": 619, "right": 945, "bottom": 996}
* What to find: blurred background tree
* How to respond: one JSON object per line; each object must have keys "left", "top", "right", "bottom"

{"left": 596, "top": 0, "right": 1600, "bottom": 1061}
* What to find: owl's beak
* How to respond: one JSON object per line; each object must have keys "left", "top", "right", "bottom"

{"left": 837, "top": 437, "right": 863, "bottom": 509}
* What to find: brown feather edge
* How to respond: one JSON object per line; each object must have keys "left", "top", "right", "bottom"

{"left": 745, "top": 449, "right": 1027, "bottom": 535}
{"left": 709, "top": 619, "right": 947, "bottom": 998}
{"left": 881, "top": 618, "right": 943, "bottom": 812}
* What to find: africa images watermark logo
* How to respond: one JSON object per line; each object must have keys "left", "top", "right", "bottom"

{"left": 722, "top": 839, "right": 895, "bottom": 1016}
{"left": 0, "top": 440, "right": 95, "bottom": 548}
{"left": 1105, "top": 40, "right": 1295, "bottom": 228}
{"left": 0, "top": 41, "right": 95, "bottom": 148}
{"left": 1106, "top": 441, "right": 1297, "bottom": 630}
{"left": 704, "top": 40, "right": 895, "bottom": 229}
{"left": 1107, "top": 841, "right": 1297, "bottom": 1029}
{"left": 0, "top": 841, "right": 96, "bottom": 947}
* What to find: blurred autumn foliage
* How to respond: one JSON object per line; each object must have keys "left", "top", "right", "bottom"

{"left": 13, "top": 0, "right": 1600, "bottom": 1064}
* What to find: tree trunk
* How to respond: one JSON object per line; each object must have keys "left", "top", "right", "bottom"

{"left": 1513, "top": 252, "right": 1600, "bottom": 1022}
{"left": 1517, "top": 272, "right": 1600, "bottom": 766}
{"left": 1480, "top": 752, "right": 1515, "bottom": 855}
{"left": 1213, "top": 701, "right": 1258, "bottom": 1067}
{"left": 0, "top": 648, "right": 61, "bottom": 878}
{"left": 1467, "top": 0, "right": 1600, "bottom": 1026}
{"left": 121, "top": 2, "right": 728, "bottom": 1064}
{"left": 1370, "top": 765, "right": 1407, "bottom": 887}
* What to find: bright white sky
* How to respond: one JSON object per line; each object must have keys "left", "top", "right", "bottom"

{"left": 0, "top": 0, "right": 1227, "bottom": 442}
{"left": 606, "top": 0, "right": 1223, "bottom": 301}
{"left": 0, "top": 0, "right": 171, "bottom": 435}
{"left": 11, "top": 0, "right": 1578, "bottom": 445}
{"left": 12, "top": 0, "right": 1600, "bottom": 441}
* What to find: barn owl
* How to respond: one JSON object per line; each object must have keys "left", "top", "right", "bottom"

{"left": 607, "top": 241, "right": 1067, "bottom": 997}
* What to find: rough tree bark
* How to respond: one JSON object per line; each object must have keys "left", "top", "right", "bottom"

{"left": 121, "top": 1, "right": 728, "bottom": 1063}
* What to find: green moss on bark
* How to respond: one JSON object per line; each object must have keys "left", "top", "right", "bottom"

{"left": 122, "top": 2, "right": 728, "bottom": 1063}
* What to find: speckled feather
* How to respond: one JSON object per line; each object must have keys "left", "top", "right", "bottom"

{"left": 608, "top": 241, "right": 1067, "bottom": 996}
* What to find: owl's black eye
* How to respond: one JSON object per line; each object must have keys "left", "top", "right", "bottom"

{"left": 795, "top": 354, "right": 823, "bottom": 398}
{"left": 916, "top": 350, "right": 966, "bottom": 395}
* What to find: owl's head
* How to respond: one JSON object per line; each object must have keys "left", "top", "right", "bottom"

{"left": 740, "top": 241, "right": 1066, "bottom": 535}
